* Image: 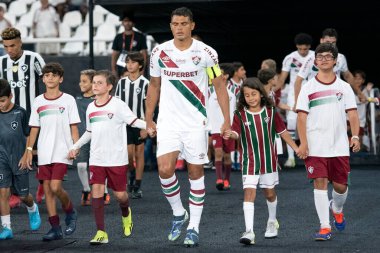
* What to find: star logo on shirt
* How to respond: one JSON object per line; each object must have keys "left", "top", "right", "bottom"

{"left": 11, "top": 121, "right": 18, "bottom": 130}
{"left": 21, "top": 64, "right": 28, "bottom": 72}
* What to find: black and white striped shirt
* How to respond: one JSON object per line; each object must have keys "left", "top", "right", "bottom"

{"left": 0, "top": 50, "right": 45, "bottom": 115}
{"left": 115, "top": 75, "right": 149, "bottom": 120}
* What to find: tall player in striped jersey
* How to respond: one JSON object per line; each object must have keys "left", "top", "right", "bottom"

{"left": 277, "top": 33, "right": 313, "bottom": 168}
{"left": 115, "top": 52, "right": 149, "bottom": 199}
{"left": 225, "top": 78, "right": 299, "bottom": 245}
{"left": 145, "top": 7, "right": 231, "bottom": 247}
{"left": 0, "top": 27, "right": 46, "bottom": 208}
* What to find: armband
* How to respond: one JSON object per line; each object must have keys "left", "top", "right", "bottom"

{"left": 206, "top": 64, "right": 221, "bottom": 80}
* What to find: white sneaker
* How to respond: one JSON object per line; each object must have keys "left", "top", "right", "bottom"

{"left": 265, "top": 220, "right": 279, "bottom": 238}
{"left": 239, "top": 230, "right": 255, "bottom": 245}
{"left": 284, "top": 158, "right": 295, "bottom": 168}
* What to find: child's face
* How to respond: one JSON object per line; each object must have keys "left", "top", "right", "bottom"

{"left": 79, "top": 74, "right": 92, "bottom": 93}
{"left": 235, "top": 66, "right": 246, "bottom": 80}
{"left": 43, "top": 72, "right": 63, "bottom": 89}
{"left": 0, "top": 95, "right": 12, "bottom": 112}
{"left": 126, "top": 59, "right": 141, "bottom": 74}
{"left": 243, "top": 87, "right": 261, "bottom": 110}
{"left": 92, "top": 75, "right": 112, "bottom": 96}
{"left": 353, "top": 73, "right": 365, "bottom": 87}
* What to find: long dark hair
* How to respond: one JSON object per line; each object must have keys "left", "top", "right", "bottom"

{"left": 237, "top": 77, "right": 273, "bottom": 111}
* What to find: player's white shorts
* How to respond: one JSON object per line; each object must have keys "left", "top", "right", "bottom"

{"left": 156, "top": 129, "right": 209, "bottom": 165}
{"left": 242, "top": 172, "right": 279, "bottom": 189}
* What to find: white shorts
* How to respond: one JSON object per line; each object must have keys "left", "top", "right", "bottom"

{"left": 242, "top": 172, "right": 279, "bottom": 189}
{"left": 156, "top": 130, "right": 209, "bottom": 165}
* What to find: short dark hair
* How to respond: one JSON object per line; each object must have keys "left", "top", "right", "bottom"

{"left": 315, "top": 42, "right": 338, "bottom": 59}
{"left": 257, "top": 68, "right": 276, "bottom": 85}
{"left": 232, "top": 61, "right": 244, "bottom": 72}
{"left": 219, "top": 63, "right": 234, "bottom": 80}
{"left": 353, "top": 69, "right": 366, "bottom": 80}
{"left": 120, "top": 10, "right": 135, "bottom": 22}
{"left": 1, "top": 27, "right": 21, "bottom": 40}
{"left": 126, "top": 51, "right": 145, "bottom": 71}
{"left": 94, "top": 70, "right": 117, "bottom": 86}
{"left": 321, "top": 28, "right": 338, "bottom": 40}
{"left": 294, "top": 33, "right": 313, "bottom": 46}
{"left": 171, "top": 7, "right": 193, "bottom": 22}
{"left": 0, "top": 79, "right": 11, "bottom": 97}
{"left": 237, "top": 77, "right": 272, "bottom": 111}
{"left": 42, "top": 62, "right": 64, "bottom": 77}
{"left": 80, "top": 69, "right": 96, "bottom": 82}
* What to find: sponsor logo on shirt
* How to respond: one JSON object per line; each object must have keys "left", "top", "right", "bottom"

{"left": 9, "top": 78, "right": 28, "bottom": 88}
{"left": 308, "top": 166, "right": 314, "bottom": 174}
{"left": 203, "top": 47, "right": 218, "bottom": 65}
{"left": 199, "top": 153, "right": 205, "bottom": 159}
{"left": 11, "top": 121, "right": 18, "bottom": 130}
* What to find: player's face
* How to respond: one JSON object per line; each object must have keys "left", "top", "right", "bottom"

{"left": 353, "top": 73, "right": 365, "bottom": 87}
{"left": 0, "top": 95, "right": 12, "bottom": 112}
{"left": 320, "top": 36, "right": 337, "bottom": 45}
{"left": 126, "top": 59, "right": 141, "bottom": 74}
{"left": 296, "top": 44, "right": 311, "bottom": 57}
{"left": 243, "top": 87, "right": 262, "bottom": 111}
{"left": 92, "top": 75, "right": 112, "bottom": 96}
{"left": 122, "top": 18, "right": 134, "bottom": 32}
{"left": 3, "top": 38, "right": 22, "bottom": 60}
{"left": 236, "top": 66, "right": 246, "bottom": 80}
{"left": 315, "top": 52, "right": 337, "bottom": 70}
{"left": 79, "top": 74, "right": 92, "bottom": 93}
{"left": 43, "top": 72, "right": 63, "bottom": 89}
{"left": 170, "top": 15, "right": 195, "bottom": 41}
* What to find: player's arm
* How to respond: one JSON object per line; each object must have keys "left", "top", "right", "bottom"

{"left": 71, "top": 124, "right": 79, "bottom": 143}
{"left": 294, "top": 76, "right": 304, "bottom": 108}
{"left": 145, "top": 76, "right": 161, "bottom": 137}
{"left": 276, "top": 71, "right": 289, "bottom": 90}
{"left": 296, "top": 112, "right": 308, "bottom": 159}
{"left": 69, "top": 131, "right": 92, "bottom": 159}
{"left": 111, "top": 50, "right": 120, "bottom": 77}
{"left": 210, "top": 65, "right": 231, "bottom": 137}
{"left": 26, "top": 127, "right": 39, "bottom": 169}
{"left": 342, "top": 70, "right": 366, "bottom": 103}
{"left": 347, "top": 109, "right": 360, "bottom": 152}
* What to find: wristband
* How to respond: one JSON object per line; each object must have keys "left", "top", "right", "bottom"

{"left": 351, "top": 136, "right": 359, "bottom": 141}
{"left": 26, "top": 147, "right": 33, "bottom": 152}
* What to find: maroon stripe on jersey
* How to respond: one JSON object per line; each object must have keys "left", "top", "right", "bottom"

{"left": 189, "top": 200, "right": 204, "bottom": 206}
{"left": 161, "top": 178, "right": 178, "bottom": 188}
{"left": 241, "top": 112, "right": 255, "bottom": 175}
{"left": 182, "top": 80, "right": 205, "bottom": 106}
{"left": 166, "top": 188, "right": 180, "bottom": 197}
{"left": 159, "top": 51, "right": 178, "bottom": 68}
{"left": 253, "top": 113, "right": 266, "bottom": 174}
{"left": 190, "top": 189, "right": 205, "bottom": 195}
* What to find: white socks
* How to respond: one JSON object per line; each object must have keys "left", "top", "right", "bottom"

{"left": 243, "top": 202, "right": 254, "bottom": 232}
{"left": 160, "top": 174, "right": 185, "bottom": 216}
{"left": 1, "top": 215, "right": 11, "bottom": 229}
{"left": 332, "top": 188, "right": 348, "bottom": 213}
{"left": 267, "top": 197, "right": 277, "bottom": 221}
{"left": 26, "top": 202, "right": 37, "bottom": 213}
{"left": 314, "top": 189, "right": 330, "bottom": 229}
{"left": 187, "top": 176, "right": 205, "bottom": 233}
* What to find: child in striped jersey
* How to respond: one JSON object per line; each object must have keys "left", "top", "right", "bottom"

{"left": 225, "top": 77, "right": 299, "bottom": 245}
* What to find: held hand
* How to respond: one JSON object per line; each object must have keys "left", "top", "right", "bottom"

{"left": 358, "top": 93, "right": 367, "bottom": 103}
{"left": 297, "top": 143, "right": 309, "bottom": 160}
{"left": 147, "top": 120, "right": 157, "bottom": 138}
{"left": 140, "top": 129, "right": 148, "bottom": 140}
{"left": 68, "top": 149, "right": 80, "bottom": 160}
{"left": 350, "top": 139, "right": 360, "bottom": 153}
{"left": 220, "top": 121, "right": 231, "bottom": 140}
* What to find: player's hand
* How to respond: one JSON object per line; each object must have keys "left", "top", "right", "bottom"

{"left": 140, "top": 129, "right": 148, "bottom": 140}
{"left": 350, "top": 139, "right": 360, "bottom": 153}
{"left": 220, "top": 121, "right": 231, "bottom": 140}
{"left": 297, "top": 143, "right": 309, "bottom": 159}
{"left": 26, "top": 151, "right": 34, "bottom": 170}
{"left": 18, "top": 152, "right": 29, "bottom": 170}
{"left": 68, "top": 149, "right": 80, "bottom": 160}
{"left": 147, "top": 120, "right": 157, "bottom": 138}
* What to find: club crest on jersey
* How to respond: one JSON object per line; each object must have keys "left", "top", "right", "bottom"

{"left": 244, "top": 121, "right": 251, "bottom": 126}
{"left": 89, "top": 172, "right": 93, "bottom": 180}
{"left": 264, "top": 117, "right": 270, "bottom": 123}
{"left": 21, "top": 64, "right": 28, "bottom": 72}
{"left": 107, "top": 113, "right": 114, "bottom": 119}
{"left": 336, "top": 92, "right": 343, "bottom": 101}
{"left": 192, "top": 56, "right": 201, "bottom": 65}
{"left": 136, "top": 87, "right": 141, "bottom": 94}
{"left": 308, "top": 166, "right": 314, "bottom": 174}
{"left": 59, "top": 107, "right": 65, "bottom": 113}
{"left": 11, "top": 121, "right": 18, "bottom": 130}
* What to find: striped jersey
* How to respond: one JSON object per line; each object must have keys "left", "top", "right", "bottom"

{"left": 149, "top": 38, "right": 220, "bottom": 131}
{"left": 29, "top": 93, "right": 80, "bottom": 165}
{"left": 296, "top": 76, "right": 357, "bottom": 157}
{"left": 297, "top": 53, "right": 349, "bottom": 81}
{"left": 207, "top": 85, "right": 236, "bottom": 134}
{"left": 231, "top": 107, "right": 286, "bottom": 175}
{"left": 281, "top": 50, "right": 314, "bottom": 88}
{"left": 115, "top": 75, "right": 149, "bottom": 120}
{"left": 0, "top": 50, "right": 45, "bottom": 115}
{"left": 86, "top": 96, "right": 142, "bottom": 166}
